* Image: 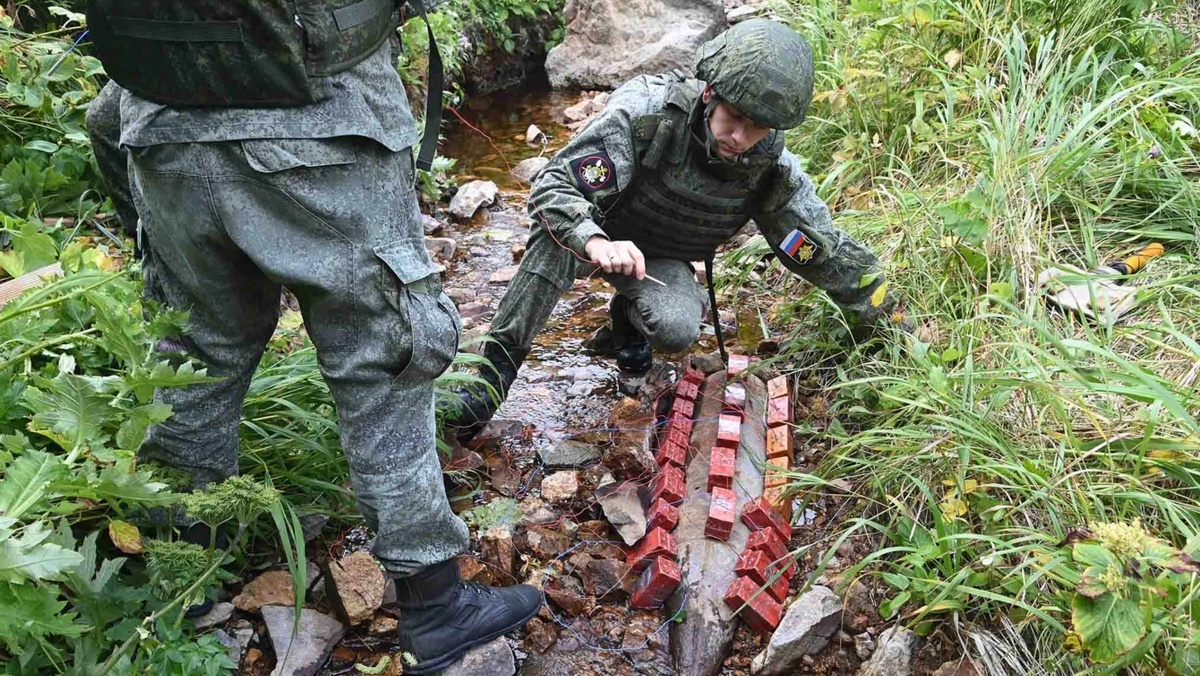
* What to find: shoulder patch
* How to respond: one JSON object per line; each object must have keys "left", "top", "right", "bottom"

{"left": 781, "top": 228, "right": 818, "bottom": 265}
{"left": 569, "top": 152, "right": 617, "bottom": 195}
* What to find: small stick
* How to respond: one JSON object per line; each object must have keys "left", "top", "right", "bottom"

{"left": 643, "top": 274, "right": 668, "bottom": 288}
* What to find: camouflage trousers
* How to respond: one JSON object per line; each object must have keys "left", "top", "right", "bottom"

{"left": 85, "top": 81, "right": 139, "bottom": 239}
{"left": 129, "top": 138, "right": 469, "bottom": 575}
{"left": 490, "top": 224, "right": 709, "bottom": 353}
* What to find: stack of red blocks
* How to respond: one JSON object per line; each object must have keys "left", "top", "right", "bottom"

{"left": 722, "top": 496, "right": 795, "bottom": 634}
{"left": 763, "top": 375, "right": 793, "bottom": 520}
{"left": 629, "top": 364, "right": 706, "bottom": 609}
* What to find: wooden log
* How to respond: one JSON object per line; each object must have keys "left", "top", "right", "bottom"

{"left": 0, "top": 263, "right": 63, "bottom": 309}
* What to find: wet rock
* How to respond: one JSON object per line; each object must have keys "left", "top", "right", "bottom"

{"left": 932, "top": 659, "right": 984, "bottom": 676}
{"left": 524, "top": 617, "right": 559, "bottom": 653}
{"left": 233, "top": 570, "right": 296, "bottom": 613}
{"left": 213, "top": 629, "right": 242, "bottom": 666}
{"left": 261, "top": 606, "right": 347, "bottom": 676}
{"left": 458, "top": 301, "right": 492, "bottom": 320}
{"left": 602, "top": 441, "right": 657, "bottom": 483}
{"left": 368, "top": 613, "right": 398, "bottom": 635}
{"left": 234, "top": 626, "right": 254, "bottom": 662}
{"left": 489, "top": 266, "right": 519, "bottom": 285}
{"left": 685, "top": 352, "right": 725, "bottom": 374}
{"left": 446, "top": 287, "right": 475, "bottom": 304}
{"left": 567, "top": 380, "right": 603, "bottom": 397}
{"left": 481, "top": 526, "right": 516, "bottom": 581}
{"left": 245, "top": 648, "right": 263, "bottom": 666}
{"left": 562, "top": 99, "right": 593, "bottom": 122}
{"left": 422, "top": 213, "right": 443, "bottom": 235}
{"left": 442, "top": 637, "right": 516, "bottom": 676}
{"left": 511, "top": 244, "right": 527, "bottom": 262}
{"left": 539, "top": 439, "right": 602, "bottom": 469}
{"left": 752, "top": 586, "right": 842, "bottom": 675}
{"left": 192, "top": 601, "right": 234, "bottom": 630}
{"left": 545, "top": 0, "right": 726, "bottom": 90}
{"left": 299, "top": 513, "right": 329, "bottom": 542}
{"left": 327, "top": 551, "right": 386, "bottom": 625}
{"left": 449, "top": 180, "right": 499, "bottom": 221}
{"left": 425, "top": 236, "right": 458, "bottom": 260}
{"left": 577, "top": 520, "right": 613, "bottom": 540}
{"left": 855, "top": 631, "right": 876, "bottom": 660}
{"left": 580, "top": 558, "right": 634, "bottom": 600}
{"left": 526, "top": 526, "right": 573, "bottom": 560}
{"left": 526, "top": 124, "right": 547, "bottom": 146}
{"left": 857, "top": 626, "right": 916, "bottom": 676}
{"left": 541, "top": 471, "right": 580, "bottom": 503}
{"left": 512, "top": 156, "right": 550, "bottom": 183}
{"left": 594, "top": 482, "right": 647, "bottom": 546}
{"left": 545, "top": 575, "right": 593, "bottom": 616}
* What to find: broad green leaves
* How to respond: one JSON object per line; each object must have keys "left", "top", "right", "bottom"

{"left": 23, "top": 374, "right": 115, "bottom": 453}
{"left": 0, "top": 450, "right": 66, "bottom": 519}
{"left": 1071, "top": 593, "right": 1145, "bottom": 664}
{"left": 0, "top": 220, "right": 58, "bottom": 278}
{"left": 0, "top": 520, "right": 83, "bottom": 583}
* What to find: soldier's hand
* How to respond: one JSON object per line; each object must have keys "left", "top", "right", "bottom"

{"left": 584, "top": 237, "right": 646, "bottom": 280}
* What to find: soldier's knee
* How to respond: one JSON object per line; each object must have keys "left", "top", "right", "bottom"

{"left": 646, "top": 315, "right": 701, "bottom": 353}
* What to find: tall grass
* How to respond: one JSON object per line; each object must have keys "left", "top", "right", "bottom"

{"left": 741, "top": 0, "right": 1200, "bottom": 669}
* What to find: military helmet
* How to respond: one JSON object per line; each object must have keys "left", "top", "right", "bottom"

{"left": 694, "top": 19, "right": 815, "bottom": 130}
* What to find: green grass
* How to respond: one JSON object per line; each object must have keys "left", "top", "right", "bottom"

{"left": 724, "top": 0, "right": 1200, "bottom": 670}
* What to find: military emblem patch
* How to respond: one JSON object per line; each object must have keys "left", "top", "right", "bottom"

{"left": 781, "top": 229, "right": 816, "bottom": 264}
{"left": 569, "top": 152, "right": 615, "bottom": 195}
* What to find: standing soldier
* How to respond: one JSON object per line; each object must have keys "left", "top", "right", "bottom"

{"left": 85, "top": 1, "right": 540, "bottom": 672}
{"left": 451, "top": 19, "right": 909, "bottom": 436}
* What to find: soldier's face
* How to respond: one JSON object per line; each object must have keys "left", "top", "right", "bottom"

{"left": 703, "top": 89, "right": 772, "bottom": 158}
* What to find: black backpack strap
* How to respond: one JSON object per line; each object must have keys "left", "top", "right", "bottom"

{"left": 406, "top": 0, "right": 442, "bottom": 171}
{"left": 704, "top": 256, "right": 728, "bottom": 366}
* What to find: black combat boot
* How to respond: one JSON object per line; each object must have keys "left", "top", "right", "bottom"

{"left": 610, "top": 295, "right": 653, "bottom": 374}
{"left": 448, "top": 338, "right": 528, "bottom": 437}
{"left": 394, "top": 560, "right": 542, "bottom": 674}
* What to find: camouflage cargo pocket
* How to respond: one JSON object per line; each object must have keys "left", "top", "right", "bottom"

{"left": 374, "top": 237, "right": 461, "bottom": 383}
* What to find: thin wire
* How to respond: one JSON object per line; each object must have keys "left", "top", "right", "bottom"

{"left": 47, "top": 29, "right": 88, "bottom": 76}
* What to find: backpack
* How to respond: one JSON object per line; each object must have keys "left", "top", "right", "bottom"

{"left": 86, "top": 0, "right": 443, "bottom": 170}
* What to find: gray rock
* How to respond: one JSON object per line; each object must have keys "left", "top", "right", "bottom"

{"left": 235, "top": 626, "right": 255, "bottom": 661}
{"left": 449, "top": 180, "right": 499, "bottom": 221}
{"left": 541, "top": 471, "right": 580, "bottom": 503}
{"left": 422, "top": 213, "right": 444, "bottom": 235}
{"left": 262, "top": 606, "right": 347, "bottom": 676}
{"left": 512, "top": 156, "right": 550, "bottom": 184}
{"left": 489, "top": 266, "right": 519, "bottom": 285}
{"left": 526, "top": 124, "right": 547, "bottom": 146}
{"left": 855, "top": 632, "right": 875, "bottom": 660}
{"left": 445, "top": 287, "right": 475, "bottom": 304}
{"left": 755, "top": 586, "right": 842, "bottom": 675}
{"left": 857, "top": 626, "right": 916, "bottom": 676}
{"left": 213, "top": 629, "right": 242, "bottom": 667}
{"left": 425, "top": 236, "right": 458, "bottom": 261}
{"left": 545, "top": 0, "right": 726, "bottom": 90}
{"left": 192, "top": 601, "right": 234, "bottom": 630}
{"left": 441, "top": 637, "right": 515, "bottom": 676}
{"left": 727, "top": 3, "right": 768, "bottom": 22}
{"left": 567, "top": 380, "right": 602, "bottom": 397}
{"left": 594, "top": 482, "right": 647, "bottom": 546}
{"left": 539, "top": 440, "right": 602, "bottom": 469}
{"left": 299, "top": 512, "right": 328, "bottom": 542}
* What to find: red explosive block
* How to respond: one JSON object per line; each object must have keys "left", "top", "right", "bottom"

{"left": 666, "top": 426, "right": 691, "bottom": 454}
{"left": 676, "top": 378, "right": 700, "bottom": 402}
{"left": 727, "top": 354, "right": 750, "bottom": 377}
{"left": 708, "top": 445, "right": 736, "bottom": 492}
{"left": 671, "top": 396, "right": 695, "bottom": 419}
{"left": 767, "top": 396, "right": 792, "bottom": 428}
{"left": 766, "top": 425, "right": 793, "bottom": 462}
{"left": 724, "top": 383, "right": 747, "bottom": 415}
{"left": 651, "top": 465, "right": 686, "bottom": 505}
{"left": 765, "top": 571, "right": 790, "bottom": 604}
{"left": 723, "top": 576, "right": 783, "bottom": 634}
{"left": 705, "top": 487, "right": 737, "bottom": 541}
{"left": 764, "top": 485, "right": 792, "bottom": 522}
{"left": 625, "top": 527, "right": 677, "bottom": 572}
{"left": 746, "top": 525, "right": 789, "bottom": 563}
{"left": 767, "top": 375, "right": 789, "bottom": 400}
{"left": 741, "top": 496, "right": 792, "bottom": 542}
{"left": 734, "top": 548, "right": 772, "bottom": 586}
{"left": 716, "top": 415, "right": 741, "bottom": 450}
{"left": 646, "top": 498, "right": 679, "bottom": 533}
{"left": 667, "top": 412, "right": 694, "bottom": 440}
{"left": 682, "top": 366, "right": 706, "bottom": 386}
{"left": 630, "top": 556, "right": 682, "bottom": 609}
{"left": 655, "top": 438, "right": 686, "bottom": 469}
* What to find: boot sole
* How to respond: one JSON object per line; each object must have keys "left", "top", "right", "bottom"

{"left": 400, "top": 602, "right": 542, "bottom": 674}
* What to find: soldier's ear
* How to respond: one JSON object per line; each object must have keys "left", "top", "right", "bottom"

{"left": 701, "top": 86, "right": 713, "bottom": 104}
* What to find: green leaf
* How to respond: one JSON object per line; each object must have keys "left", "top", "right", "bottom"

{"left": 23, "top": 140, "right": 59, "bottom": 154}
{"left": 116, "top": 403, "right": 172, "bottom": 451}
{"left": 0, "top": 580, "right": 87, "bottom": 655}
{"left": 881, "top": 571, "right": 910, "bottom": 590}
{"left": 1077, "top": 567, "right": 1112, "bottom": 598}
{"left": 22, "top": 374, "right": 118, "bottom": 452}
{"left": 0, "top": 521, "right": 84, "bottom": 583}
{"left": 0, "top": 222, "right": 58, "bottom": 278}
{"left": 940, "top": 348, "right": 963, "bottom": 363}
{"left": 123, "top": 361, "right": 217, "bottom": 404}
{"left": 89, "top": 461, "right": 173, "bottom": 509}
{"left": 858, "top": 271, "right": 881, "bottom": 288}
{"left": 879, "top": 590, "right": 910, "bottom": 618}
{"left": 1071, "top": 592, "right": 1145, "bottom": 663}
{"left": 0, "top": 450, "right": 67, "bottom": 519}
{"left": 1073, "top": 543, "right": 1117, "bottom": 569}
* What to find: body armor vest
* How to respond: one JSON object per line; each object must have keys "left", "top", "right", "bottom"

{"left": 601, "top": 78, "right": 783, "bottom": 263}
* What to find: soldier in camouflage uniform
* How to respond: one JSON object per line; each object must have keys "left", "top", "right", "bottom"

{"left": 106, "top": 2, "right": 540, "bottom": 671}
{"left": 451, "top": 19, "right": 907, "bottom": 434}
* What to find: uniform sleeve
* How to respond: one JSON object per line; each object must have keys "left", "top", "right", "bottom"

{"left": 526, "top": 81, "right": 651, "bottom": 258}
{"left": 755, "top": 151, "right": 903, "bottom": 329}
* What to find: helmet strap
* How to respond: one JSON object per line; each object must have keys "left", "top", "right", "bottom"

{"left": 696, "top": 95, "right": 749, "bottom": 167}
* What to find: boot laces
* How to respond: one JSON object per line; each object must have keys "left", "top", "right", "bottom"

{"left": 460, "top": 580, "right": 499, "bottom": 597}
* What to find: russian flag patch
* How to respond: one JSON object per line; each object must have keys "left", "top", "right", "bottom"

{"left": 781, "top": 229, "right": 816, "bottom": 264}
